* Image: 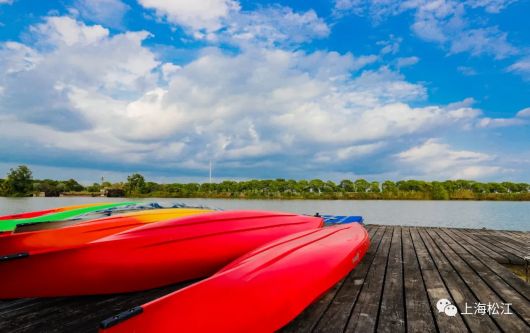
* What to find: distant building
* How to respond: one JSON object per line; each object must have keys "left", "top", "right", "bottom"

{"left": 100, "top": 187, "right": 125, "bottom": 197}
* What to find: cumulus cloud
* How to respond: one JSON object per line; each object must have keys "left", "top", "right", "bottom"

{"left": 137, "top": 0, "right": 330, "bottom": 47}
{"left": 0, "top": 14, "right": 516, "bottom": 180}
{"left": 516, "top": 107, "right": 530, "bottom": 117}
{"left": 138, "top": 0, "right": 240, "bottom": 32}
{"left": 74, "top": 0, "right": 131, "bottom": 29}
{"left": 476, "top": 106, "right": 530, "bottom": 128}
{"left": 395, "top": 138, "right": 507, "bottom": 179}
{"left": 477, "top": 117, "right": 527, "bottom": 128}
{"left": 334, "top": 0, "right": 520, "bottom": 61}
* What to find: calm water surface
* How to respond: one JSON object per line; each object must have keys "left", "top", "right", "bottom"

{"left": 0, "top": 197, "right": 529, "bottom": 231}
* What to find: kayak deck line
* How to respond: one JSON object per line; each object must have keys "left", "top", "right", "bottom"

{"left": 1, "top": 225, "right": 529, "bottom": 333}
{"left": 0, "top": 252, "right": 29, "bottom": 262}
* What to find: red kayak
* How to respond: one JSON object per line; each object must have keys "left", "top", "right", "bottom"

{"left": 0, "top": 210, "right": 323, "bottom": 298}
{"left": 0, "top": 208, "right": 214, "bottom": 256}
{"left": 99, "top": 224, "right": 370, "bottom": 333}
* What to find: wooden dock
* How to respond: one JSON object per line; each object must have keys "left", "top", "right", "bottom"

{"left": 1, "top": 226, "right": 529, "bottom": 332}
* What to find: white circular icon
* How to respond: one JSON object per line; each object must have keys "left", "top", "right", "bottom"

{"left": 437, "top": 299, "right": 451, "bottom": 313}
{"left": 444, "top": 304, "right": 458, "bottom": 316}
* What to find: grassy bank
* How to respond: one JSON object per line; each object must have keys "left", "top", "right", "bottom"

{"left": 123, "top": 191, "right": 530, "bottom": 201}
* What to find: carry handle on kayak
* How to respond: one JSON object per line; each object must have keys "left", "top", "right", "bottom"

{"left": 100, "top": 306, "right": 143, "bottom": 330}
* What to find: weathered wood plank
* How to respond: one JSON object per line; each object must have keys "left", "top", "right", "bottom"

{"left": 409, "top": 228, "right": 468, "bottom": 333}
{"left": 24, "top": 281, "right": 196, "bottom": 333}
{"left": 281, "top": 226, "right": 380, "bottom": 333}
{"left": 343, "top": 227, "right": 393, "bottom": 333}
{"left": 306, "top": 227, "right": 387, "bottom": 333}
{"left": 456, "top": 229, "right": 525, "bottom": 265}
{"left": 470, "top": 230, "right": 529, "bottom": 259}
{"left": 433, "top": 228, "right": 530, "bottom": 327}
{"left": 488, "top": 230, "right": 530, "bottom": 249}
{"left": 418, "top": 228, "right": 500, "bottom": 332}
{"left": 401, "top": 227, "right": 436, "bottom": 333}
{"left": 446, "top": 228, "right": 511, "bottom": 264}
{"left": 441, "top": 228, "right": 530, "bottom": 303}
{"left": 377, "top": 226, "right": 405, "bottom": 333}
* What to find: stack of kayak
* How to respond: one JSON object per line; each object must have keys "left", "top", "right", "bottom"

{"left": 0, "top": 203, "right": 369, "bottom": 332}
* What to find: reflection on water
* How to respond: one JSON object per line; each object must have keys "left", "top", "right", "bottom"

{"left": 0, "top": 197, "right": 529, "bottom": 231}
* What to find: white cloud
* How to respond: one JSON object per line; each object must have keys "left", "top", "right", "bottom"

{"left": 138, "top": 0, "right": 241, "bottom": 32}
{"left": 395, "top": 138, "right": 507, "bottom": 179}
{"left": 466, "top": 0, "right": 519, "bottom": 13}
{"left": 477, "top": 117, "right": 527, "bottom": 128}
{"left": 31, "top": 16, "right": 110, "bottom": 46}
{"left": 457, "top": 66, "right": 478, "bottom": 75}
{"left": 377, "top": 35, "right": 402, "bottom": 55}
{"left": 224, "top": 6, "right": 330, "bottom": 48}
{"left": 395, "top": 56, "right": 420, "bottom": 68}
{"left": 316, "top": 141, "right": 387, "bottom": 162}
{"left": 137, "top": 1, "right": 329, "bottom": 47}
{"left": 446, "top": 97, "right": 477, "bottom": 110}
{"left": 507, "top": 57, "right": 530, "bottom": 79}
{"left": 161, "top": 63, "right": 181, "bottom": 80}
{"left": 0, "top": 0, "right": 14, "bottom": 4}
{"left": 74, "top": 0, "right": 131, "bottom": 28}
{"left": 516, "top": 107, "right": 530, "bottom": 117}
{"left": 335, "top": 0, "right": 519, "bottom": 61}
{"left": 449, "top": 27, "right": 518, "bottom": 59}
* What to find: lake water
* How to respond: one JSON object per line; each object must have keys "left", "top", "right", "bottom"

{"left": 0, "top": 197, "right": 529, "bottom": 231}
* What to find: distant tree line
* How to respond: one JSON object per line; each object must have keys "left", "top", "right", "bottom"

{"left": 1, "top": 166, "right": 530, "bottom": 201}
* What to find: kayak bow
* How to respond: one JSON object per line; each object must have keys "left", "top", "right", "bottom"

{"left": 0, "top": 208, "right": 213, "bottom": 255}
{"left": 99, "top": 224, "right": 370, "bottom": 333}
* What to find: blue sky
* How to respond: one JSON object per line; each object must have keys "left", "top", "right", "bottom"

{"left": 0, "top": 0, "right": 529, "bottom": 185}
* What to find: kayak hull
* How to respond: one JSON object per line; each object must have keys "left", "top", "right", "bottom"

{"left": 0, "top": 210, "right": 323, "bottom": 298}
{"left": 0, "top": 208, "right": 213, "bottom": 255}
{"left": 99, "top": 224, "right": 370, "bottom": 333}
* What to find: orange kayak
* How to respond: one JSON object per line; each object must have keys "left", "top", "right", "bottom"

{"left": 0, "top": 208, "right": 213, "bottom": 256}
{"left": 0, "top": 202, "right": 115, "bottom": 221}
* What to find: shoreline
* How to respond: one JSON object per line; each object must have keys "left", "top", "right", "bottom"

{"left": 52, "top": 192, "right": 530, "bottom": 201}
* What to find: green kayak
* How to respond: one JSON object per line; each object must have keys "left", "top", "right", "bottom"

{"left": 0, "top": 202, "right": 142, "bottom": 232}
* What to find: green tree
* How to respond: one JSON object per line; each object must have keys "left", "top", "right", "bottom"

{"left": 339, "top": 180, "right": 354, "bottom": 192}
{"left": 297, "top": 180, "right": 309, "bottom": 193}
{"left": 369, "top": 181, "right": 381, "bottom": 193}
{"left": 0, "top": 179, "right": 9, "bottom": 196}
{"left": 87, "top": 183, "right": 101, "bottom": 192}
{"left": 6, "top": 165, "right": 33, "bottom": 197}
{"left": 65, "top": 178, "right": 85, "bottom": 192}
{"left": 382, "top": 180, "right": 398, "bottom": 194}
{"left": 432, "top": 181, "right": 449, "bottom": 200}
{"left": 287, "top": 179, "right": 298, "bottom": 193}
{"left": 354, "top": 179, "right": 370, "bottom": 193}
{"left": 308, "top": 179, "right": 324, "bottom": 193}
{"left": 322, "top": 180, "right": 337, "bottom": 193}
{"left": 127, "top": 173, "right": 146, "bottom": 194}
{"left": 101, "top": 181, "right": 112, "bottom": 188}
